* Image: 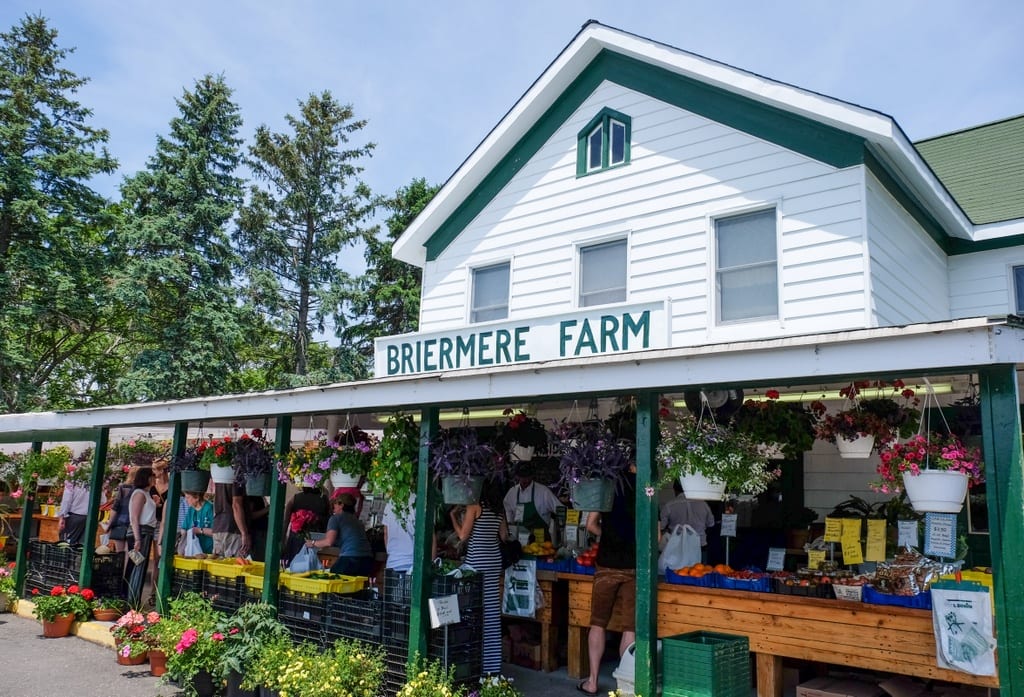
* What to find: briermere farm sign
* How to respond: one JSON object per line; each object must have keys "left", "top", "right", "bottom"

{"left": 374, "top": 302, "right": 667, "bottom": 377}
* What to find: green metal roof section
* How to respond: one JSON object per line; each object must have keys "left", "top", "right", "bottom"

{"left": 915, "top": 115, "right": 1024, "bottom": 225}
{"left": 424, "top": 50, "right": 866, "bottom": 261}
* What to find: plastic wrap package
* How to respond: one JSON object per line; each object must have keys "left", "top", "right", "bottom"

{"left": 872, "top": 547, "right": 958, "bottom": 595}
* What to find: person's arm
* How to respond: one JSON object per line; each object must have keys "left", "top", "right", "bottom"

{"left": 503, "top": 489, "right": 516, "bottom": 525}
{"left": 129, "top": 489, "right": 145, "bottom": 549}
{"left": 310, "top": 524, "right": 338, "bottom": 549}
{"left": 450, "top": 504, "right": 480, "bottom": 541}
{"left": 498, "top": 515, "right": 509, "bottom": 544}
{"left": 232, "top": 494, "right": 250, "bottom": 554}
{"left": 585, "top": 510, "right": 602, "bottom": 538}
{"left": 702, "top": 503, "right": 715, "bottom": 531}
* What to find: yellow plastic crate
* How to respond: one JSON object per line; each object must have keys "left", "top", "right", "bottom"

{"left": 242, "top": 572, "right": 265, "bottom": 591}
{"left": 172, "top": 555, "right": 207, "bottom": 571}
{"left": 205, "top": 558, "right": 262, "bottom": 579}
{"left": 939, "top": 570, "right": 993, "bottom": 593}
{"left": 278, "top": 572, "right": 367, "bottom": 595}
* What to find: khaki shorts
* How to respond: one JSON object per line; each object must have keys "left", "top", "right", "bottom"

{"left": 589, "top": 566, "right": 636, "bottom": 630}
{"left": 213, "top": 532, "right": 243, "bottom": 558}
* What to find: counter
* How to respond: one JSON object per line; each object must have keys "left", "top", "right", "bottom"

{"left": 560, "top": 573, "right": 999, "bottom": 695}
{"left": 4, "top": 513, "right": 60, "bottom": 543}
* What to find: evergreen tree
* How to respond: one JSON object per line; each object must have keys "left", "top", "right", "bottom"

{"left": 0, "top": 15, "right": 120, "bottom": 412}
{"left": 114, "top": 74, "right": 245, "bottom": 401}
{"left": 340, "top": 178, "right": 438, "bottom": 372}
{"left": 235, "top": 91, "right": 374, "bottom": 386}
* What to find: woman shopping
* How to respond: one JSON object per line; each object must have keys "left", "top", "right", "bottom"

{"left": 125, "top": 466, "right": 157, "bottom": 605}
{"left": 180, "top": 491, "right": 214, "bottom": 555}
{"left": 306, "top": 490, "right": 374, "bottom": 576}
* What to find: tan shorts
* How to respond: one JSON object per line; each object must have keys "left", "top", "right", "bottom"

{"left": 589, "top": 566, "right": 636, "bottom": 630}
{"left": 213, "top": 532, "right": 243, "bottom": 558}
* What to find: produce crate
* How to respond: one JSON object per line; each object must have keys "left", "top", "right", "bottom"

{"left": 171, "top": 568, "right": 206, "bottom": 596}
{"left": 771, "top": 577, "right": 832, "bottom": 598}
{"left": 204, "top": 574, "right": 242, "bottom": 614}
{"left": 172, "top": 555, "right": 207, "bottom": 572}
{"left": 241, "top": 572, "right": 265, "bottom": 592}
{"left": 665, "top": 570, "right": 720, "bottom": 588}
{"left": 279, "top": 571, "right": 366, "bottom": 595}
{"left": 719, "top": 575, "right": 771, "bottom": 593}
{"left": 204, "top": 558, "right": 259, "bottom": 579}
{"left": 862, "top": 585, "right": 931, "bottom": 610}
{"left": 662, "top": 631, "right": 750, "bottom": 697}
{"left": 324, "top": 590, "right": 383, "bottom": 644}
{"left": 277, "top": 587, "right": 329, "bottom": 623}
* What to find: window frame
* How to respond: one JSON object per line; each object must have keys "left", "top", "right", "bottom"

{"left": 577, "top": 236, "right": 629, "bottom": 308}
{"left": 711, "top": 206, "right": 780, "bottom": 326}
{"left": 1013, "top": 263, "right": 1024, "bottom": 314}
{"left": 469, "top": 260, "right": 511, "bottom": 324}
{"left": 577, "top": 108, "right": 632, "bottom": 176}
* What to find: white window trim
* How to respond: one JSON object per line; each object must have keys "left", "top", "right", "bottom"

{"left": 1008, "top": 261, "right": 1024, "bottom": 314}
{"left": 467, "top": 259, "right": 512, "bottom": 325}
{"left": 705, "top": 202, "right": 784, "bottom": 339}
{"left": 609, "top": 119, "right": 626, "bottom": 165}
{"left": 586, "top": 124, "right": 603, "bottom": 173}
{"left": 574, "top": 233, "right": 631, "bottom": 310}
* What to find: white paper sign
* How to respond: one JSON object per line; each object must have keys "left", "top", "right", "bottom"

{"left": 897, "top": 520, "right": 919, "bottom": 548}
{"left": 924, "top": 512, "right": 958, "bottom": 558}
{"left": 720, "top": 513, "right": 737, "bottom": 538}
{"left": 428, "top": 595, "right": 461, "bottom": 628}
{"left": 766, "top": 547, "right": 786, "bottom": 571}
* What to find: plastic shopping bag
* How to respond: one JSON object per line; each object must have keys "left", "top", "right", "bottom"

{"left": 931, "top": 583, "right": 996, "bottom": 676}
{"left": 502, "top": 558, "right": 537, "bottom": 618}
{"left": 288, "top": 544, "right": 320, "bottom": 573}
{"left": 658, "top": 524, "right": 701, "bottom": 573}
{"left": 183, "top": 529, "right": 203, "bottom": 557}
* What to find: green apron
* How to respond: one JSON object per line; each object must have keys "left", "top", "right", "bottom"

{"left": 515, "top": 484, "right": 549, "bottom": 541}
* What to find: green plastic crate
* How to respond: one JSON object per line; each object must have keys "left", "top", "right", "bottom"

{"left": 662, "top": 631, "right": 750, "bottom": 697}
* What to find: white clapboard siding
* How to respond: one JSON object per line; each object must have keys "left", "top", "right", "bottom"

{"left": 419, "top": 84, "right": 871, "bottom": 341}
{"left": 949, "top": 249, "right": 1022, "bottom": 317}
{"left": 865, "top": 173, "right": 949, "bottom": 326}
{"left": 803, "top": 442, "right": 891, "bottom": 518}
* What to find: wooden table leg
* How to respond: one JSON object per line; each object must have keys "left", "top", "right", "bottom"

{"left": 567, "top": 625, "right": 589, "bottom": 679}
{"left": 757, "top": 652, "right": 783, "bottom": 697}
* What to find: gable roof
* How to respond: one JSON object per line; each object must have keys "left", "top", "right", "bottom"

{"left": 392, "top": 22, "right": 985, "bottom": 267}
{"left": 915, "top": 115, "right": 1024, "bottom": 225}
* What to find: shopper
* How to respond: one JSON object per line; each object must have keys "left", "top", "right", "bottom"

{"left": 180, "top": 491, "right": 214, "bottom": 554}
{"left": 212, "top": 481, "right": 250, "bottom": 557}
{"left": 380, "top": 496, "right": 416, "bottom": 573}
{"left": 450, "top": 480, "right": 507, "bottom": 675}
{"left": 58, "top": 479, "right": 90, "bottom": 545}
{"left": 578, "top": 471, "right": 637, "bottom": 696}
{"left": 660, "top": 479, "right": 716, "bottom": 562}
{"left": 307, "top": 491, "right": 373, "bottom": 576}
{"left": 502, "top": 462, "right": 561, "bottom": 541}
{"left": 125, "top": 466, "right": 157, "bottom": 606}
{"left": 282, "top": 486, "right": 330, "bottom": 563}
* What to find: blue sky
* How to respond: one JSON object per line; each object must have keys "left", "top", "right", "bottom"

{"left": 7, "top": 1, "right": 1023, "bottom": 210}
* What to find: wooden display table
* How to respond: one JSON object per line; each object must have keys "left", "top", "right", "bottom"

{"left": 562, "top": 574, "right": 999, "bottom": 695}
{"left": 4, "top": 514, "right": 60, "bottom": 543}
{"left": 501, "top": 569, "right": 567, "bottom": 672}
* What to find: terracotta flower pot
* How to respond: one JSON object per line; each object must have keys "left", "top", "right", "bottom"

{"left": 92, "top": 608, "right": 122, "bottom": 622}
{"left": 116, "top": 651, "right": 147, "bottom": 666}
{"left": 41, "top": 613, "right": 75, "bottom": 638}
{"left": 148, "top": 649, "right": 168, "bottom": 676}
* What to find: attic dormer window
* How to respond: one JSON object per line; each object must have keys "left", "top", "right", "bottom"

{"left": 578, "top": 108, "right": 631, "bottom": 175}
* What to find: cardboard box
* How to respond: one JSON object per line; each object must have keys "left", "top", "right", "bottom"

{"left": 797, "top": 677, "right": 884, "bottom": 697}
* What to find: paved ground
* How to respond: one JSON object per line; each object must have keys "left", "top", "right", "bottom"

{"left": 0, "top": 609, "right": 624, "bottom": 697}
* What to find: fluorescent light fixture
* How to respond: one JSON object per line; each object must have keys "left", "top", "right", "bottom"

{"left": 438, "top": 408, "right": 509, "bottom": 421}
{"left": 738, "top": 383, "right": 954, "bottom": 403}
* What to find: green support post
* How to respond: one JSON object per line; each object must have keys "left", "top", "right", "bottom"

{"left": 978, "top": 366, "right": 1024, "bottom": 694}
{"left": 78, "top": 428, "right": 109, "bottom": 588}
{"left": 13, "top": 442, "right": 42, "bottom": 596}
{"left": 408, "top": 407, "right": 439, "bottom": 666}
{"left": 634, "top": 393, "right": 659, "bottom": 697}
{"left": 156, "top": 423, "right": 188, "bottom": 613}
{"left": 263, "top": 415, "right": 290, "bottom": 606}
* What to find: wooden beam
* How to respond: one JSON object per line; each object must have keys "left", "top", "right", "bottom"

{"left": 634, "top": 392, "right": 659, "bottom": 697}
{"left": 262, "top": 415, "right": 290, "bottom": 606}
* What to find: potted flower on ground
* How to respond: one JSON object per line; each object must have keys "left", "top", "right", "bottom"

{"left": 814, "top": 380, "right": 920, "bottom": 458}
{"left": 157, "top": 593, "right": 227, "bottom": 697}
{"left": 0, "top": 560, "right": 17, "bottom": 612}
{"left": 218, "top": 603, "right": 290, "bottom": 697}
{"left": 30, "top": 583, "right": 94, "bottom": 637}
{"left": 731, "top": 390, "right": 817, "bottom": 460}
{"left": 657, "top": 412, "right": 779, "bottom": 500}
{"left": 366, "top": 412, "right": 420, "bottom": 522}
{"left": 329, "top": 426, "right": 378, "bottom": 488}
{"left": 92, "top": 596, "right": 127, "bottom": 621}
{"left": 110, "top": 608, "right": 161, "bottom": 665}
{"left": 494, "top": 408, "right": 549, "bottom": 462}
{"left": 231, "top": 428, "right": 276, "bottom": 495}
{"left": 871, "top": 432, "right": 984, "bottom": 513}
{"left": 429, "top": 427, "right": 499, "bottom": 505}
{"left": 552, "top": 420, "right": 633, "bottom": 512}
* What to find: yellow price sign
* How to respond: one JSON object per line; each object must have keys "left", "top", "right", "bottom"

{"left": 807, "top": 549, "right": 827, "bottom": 570}
{"left": 865, "top": 519, "right": 887, "bottom": 562}
{"left": 823, "top": 517, "right": 842, "bottom": 542}
{"left": 841, "top": 539, "right": 864, "bottom": 565}
{"left": 565, "top": 510, "right": 581, "bottom": 526}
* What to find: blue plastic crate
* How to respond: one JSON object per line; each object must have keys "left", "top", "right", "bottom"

{"left": 862, "top": 585, "right": 932, "bottom": 610}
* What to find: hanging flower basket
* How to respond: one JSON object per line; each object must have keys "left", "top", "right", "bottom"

{"left": 679, "top": 472, "right": 727, "bottom": 501}
{"left": 902, "top": 470, "right": 970, "bottom": 514}
{"left": 330, "top": 471, "right": 361, "bottom": 488}
{"left": 245, "top": 472, "right": 271, "bottom": 496}
{"left": 209, "top": 463, "right": 235, "bottom": 484}
{"left": 569, "top": 478, "right": 616, "bottom": 512}
{"left": 179, "top": 470, "right": 211, "bottom": 493}
{"left": 441, "top": 475, "right": 485, "bottom": 505}
{"left": 835, "top": 434, "right": 875, "bottom": 459}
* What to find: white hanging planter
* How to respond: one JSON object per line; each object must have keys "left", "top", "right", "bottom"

{"left": 510, "top": 444, "right": 535, "bottom": 462}
{"left": 903, "top": 470, "right": 969, "bottom": 513}
{"left": 679, "top": 472, "right": 727, "bottom": 501}
{"left": 330, "top": 471, "right": 361, "bottom": 488}
{"left": 210, "top": 463, "right": 235, "bottom": 484}
{"left": 836, "top": 434, "right": 875, "bottom": 459}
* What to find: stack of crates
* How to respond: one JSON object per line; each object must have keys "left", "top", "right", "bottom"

{"left": 661, "top": 631, "right": 750, "bottom": 697}
{"left": 86, "top": 549, "right": 125, "bottom": 597}
{"left": 23, "top": 541, "right": 125, "bottom": 598}
{"left": 202, "top": 559, "right": 264, "bottom": 614}
{"left": 171, "top": 556, "right": 207, "bottom": 597}
{"left": 324, "top": 589, "right": 383, "bottom": 646}
{"left": 381, "top": 569, "right": 483, "bottom": 697}
{"left": 276, "top": 572, "right": 367, "bottom": 647}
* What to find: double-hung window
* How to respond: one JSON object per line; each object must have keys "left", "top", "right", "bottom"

{"left": 578, "top": 108, "right": 631, "bottom": 175}
{"left": 715, "top": 208, "right": 778, "bottom": 323}
{"left": 1014, "top": 265, "right": 1024, "bottom": 313}
{"left": 579, "top": 239, "right": 627, "bottom": 307}
{"left": 470, "top": 262, "right": 510, "bottom": 323}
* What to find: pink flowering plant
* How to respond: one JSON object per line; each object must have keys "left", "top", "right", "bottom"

{"left": 156, "top": 593, "right": 226, "bottom": 692}
{"left": 110, "top": 609, "right": 161, "bottom": 658}
{"left": 871, "top": 433, "right": 985, "bottom": 494}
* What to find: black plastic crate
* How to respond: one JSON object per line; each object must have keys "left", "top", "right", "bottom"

{"left": 204, "top": 574, "right": 242, "bottom": 614}
{"left": 280, "top": 614, "right": 326, "bottom": 648}
{"left": 277, "top": 587, "right": 329, "bottom": 623}
{"left": 171, "top": 568, "right": 206, "bottom": 596}
{"left": 325, "top": 590, "right": 383, "bottom": 644}
{"left": 89, "top": 551, "right": 124, "bottom": 580}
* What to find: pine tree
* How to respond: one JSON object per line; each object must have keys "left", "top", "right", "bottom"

{"left": 0, "top": 15, "right": 120, "bottom": 412}
{"left": 235, "top": 91, "right": 375, "bottom": 386}
{"left": 114, "top": 74, "right": 245, "bottom": 401}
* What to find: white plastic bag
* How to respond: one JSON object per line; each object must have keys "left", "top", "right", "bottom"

{"left": 502, "top": 558, "right": 537, "bottom": 617}
{"left": 931, "top": 585, "right": 996, "bottom": 676}
{"left": 288, "top": 544, "right": 320, "bottom": 573}
{"left": 658, "top": 524, "right": 701, "bottom": 573}
{"left": 183, "top": 529, "right": 203, "bottom": 557}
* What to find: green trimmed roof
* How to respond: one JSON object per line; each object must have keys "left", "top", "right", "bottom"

{"left": 915, "top": 115, "right": 1024, "bottom": 224}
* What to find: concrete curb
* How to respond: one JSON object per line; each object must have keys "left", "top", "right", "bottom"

{"left": 14, "top": 598, "right": 116, "bottom": 648}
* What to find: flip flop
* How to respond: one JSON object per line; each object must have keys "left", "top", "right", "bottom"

{"left": 576, "top": 681, "right": 599, "bottom": 696}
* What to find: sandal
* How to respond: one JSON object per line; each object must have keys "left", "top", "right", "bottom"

{"left": 576, "top": 681, "right": 599, "bottom": 696}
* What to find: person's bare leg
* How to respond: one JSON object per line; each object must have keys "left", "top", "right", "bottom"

{"left": 581, "top": 624, "right": 605, "bottom": 693}
{"left": 619, "top": 630, "right": 636, "bottom": 656}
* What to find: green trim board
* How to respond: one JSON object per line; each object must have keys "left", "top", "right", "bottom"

{"left": 425, "top": 49, "right": 867, "bottom": 261}
{"left": 0, "top": 428, "right": 102, "bottom": 444}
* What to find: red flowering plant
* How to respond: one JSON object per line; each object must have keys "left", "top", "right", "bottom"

{"left": 814, "top": 380, "right": 920, "bottom": 450}
{"left": 494, "top": 408, "right": 549, "bottom": 454}
{"left": 871, "top": 433, "right": 985, "bottom": 495}
{"left": 157, "top": 593, "right": 227, "bottom": 691}
{"left": 30, "top": 584, "right": 94, "bottom": 622}
{"left": 0, "top": 561, "right": 17, "bottom": 599}
{"left": 110, "top": 609, "right": 161, "bottom": 659}
{"left": 289, "top": 509, "right": 319, "bottom": 539}
{"left": 198, "top": 436, "right": 235, "bottom": 470}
